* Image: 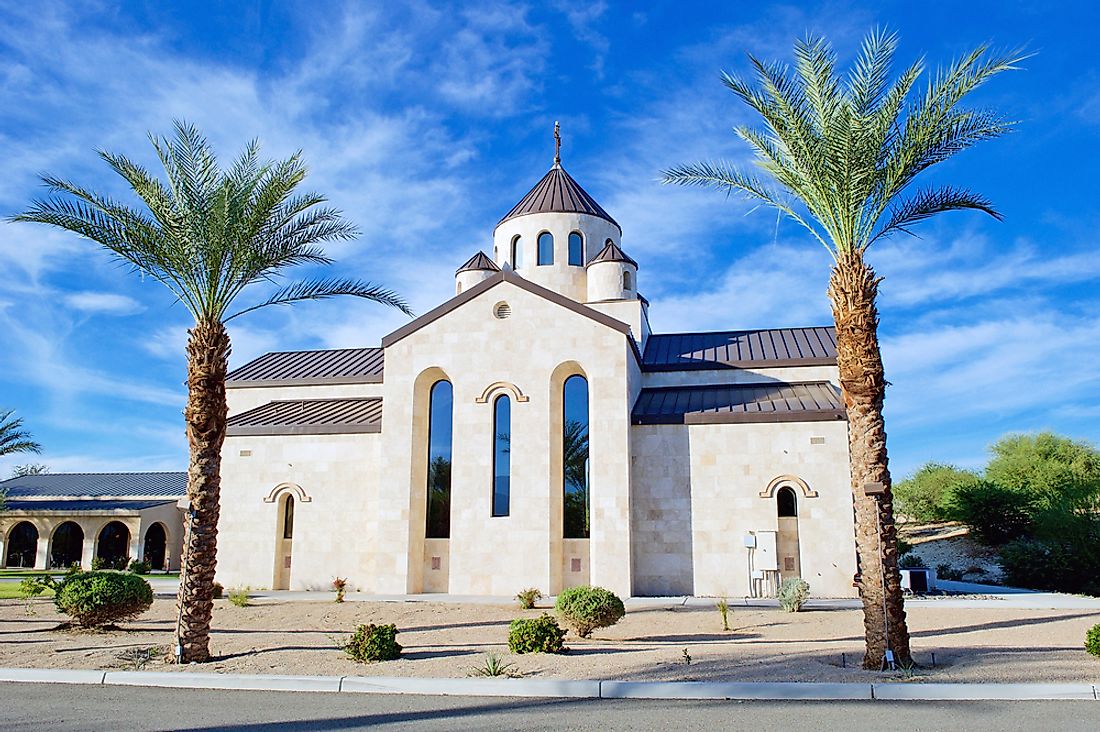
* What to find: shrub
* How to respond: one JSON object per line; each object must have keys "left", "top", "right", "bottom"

{"left": 951, "top": 481, "right": 1034, "bottom": 545}
{"left": 894, "top": 463, "right": 982, "bottom": 522}
{"left": 332, "top": 577, "right": 347, "bottom": 603}
{"left": 554, "top": 585, "right": 626, "bottom": 638}
{"left": 897, "top": 538, "right": 913, "bottom": 556}
{"left": 936, "top": 563, "right": 965, "bottom": 582}
{"left": 1086, "top": 624, "right": 1100, "bottom": 658}
{"left": 778, "top": 578, "right": 810, "bottom": 612}
{"left": 515, "top": 587, "right": 542, "bottom": 609}
{"left": 212, "top": 582, "right": 224, "bottom": 599}
{"left": 228, "top": 587, "right": 250, "bottom": 607}
{"left": 344, "top": 623, "right": 401, "bottom": 662}
{"left": 469, "top": 651, "right": 519, "bottom": 677}
{"left": 128, "top": 559, "right": 152, "bottom": 575}
{"left": 715, "top": 598, "right": 731, "bottom": 631}
{"left": 999, "top": 537, "right": 1100, "bottom": 596}
{"left": 508, "top": 614, "right": 567, "bottom": 654}
{"left": 899, "top": 553, "right": 925, "bottom": 569}
{"left": 53, "top": 571, "right": 153, "bottom": 628}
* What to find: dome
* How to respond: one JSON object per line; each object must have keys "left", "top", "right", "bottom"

{"left": 496, "top": 165, "right": 620, "bottom": 233}
{"left": 456, "top": 251, "right": 501, "bottom": 274}
{"left": 587, "top": 240, "right": 637, "bottom": 268}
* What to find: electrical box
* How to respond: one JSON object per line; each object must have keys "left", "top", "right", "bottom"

{"left": 742, "top": 534, "right": 757, "bottom": 548}
{"left": 755, "top": 531, "right": 778, "bottom": 571}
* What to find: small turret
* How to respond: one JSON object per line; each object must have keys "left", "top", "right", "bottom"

{"left": 586, "top": 241, "right": 638, "bottom": 302}
{"left": 455, "top": 251, "right": 500, "bottom": 295}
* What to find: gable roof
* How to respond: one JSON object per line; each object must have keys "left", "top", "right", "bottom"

{"left": 227, "top": 347, "right": 384, "bottom": 387}
{"left": 227, "top": 397, "right": 383, "bottom": 436}
{"left": 497, "top": 165, "right": 620, "bottom": 232}
{"left": 587, "top": 240, "right": 637, "bottom": 268}
{"left": 381, "top": 268, "right": 634, "bottom": 349}
{"left": 456, "top": 251, "right": 501, "bottom": 274}
{"left": 632, "top": 382, "right": 845, "bottom": 425}
{"left": 0, "top": 472, "right": 186, "bottom": 499}
{"left": 642, "top": 327, "right": 837, "bottom": 371}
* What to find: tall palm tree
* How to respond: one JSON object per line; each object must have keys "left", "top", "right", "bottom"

{"left": 12, "top": 122, "right": 411, "bottom": 663}
{"left": 664, "top": 30, "right": 1023, "bottom": 669}
{"left": 0, "top": 409, "right": 41, "bottom": 457}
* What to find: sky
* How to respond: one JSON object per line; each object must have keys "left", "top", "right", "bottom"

{"left": 1, "top": 0, "right": 1098, "bottom": 479}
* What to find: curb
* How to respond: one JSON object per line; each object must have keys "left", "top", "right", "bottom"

{"left": 0, "top": 668, "right": 1097, "bottom": 701}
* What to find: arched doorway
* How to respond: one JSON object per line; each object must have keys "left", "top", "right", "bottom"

{"left": 143, "top": 523, "right": 167, "bottom": 571}
{"left": 51, "top": 522, "right": 84, "bottom": 568}
{"left": 273, "top": 494, "right": 294, "bottom": 590}
{"left": 5, "top": 522, "right": 39, "bottom": 568}
{"left": 776, "top": 486, "right": 802, "bottom": 580}
{"left": 96, "top": 521, "right": 130, "bottom": 568}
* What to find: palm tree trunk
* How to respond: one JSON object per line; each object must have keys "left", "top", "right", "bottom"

{"left": 828, "top": 250, "right": 912, "bottom": 670}
{"left": 176, "top": 321, "right": 230, "bottom": 663}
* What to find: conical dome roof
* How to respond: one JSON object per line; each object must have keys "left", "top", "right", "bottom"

{"left": 496, "top": 165, "right": 620, "bottom": 232}
{"left": 588, "top": 240, "right": 637, "bottom": 268}
{"left": 456, "top": 251, "right": 501, "bottom": 274}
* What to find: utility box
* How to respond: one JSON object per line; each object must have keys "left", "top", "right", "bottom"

{"left": 755, "top": 531, "right": 778, "bottom": 571}
{"left": 900, "top": 567, "right": 937, "bottom": 593}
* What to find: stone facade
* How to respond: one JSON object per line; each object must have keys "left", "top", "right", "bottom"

{"left": 215, "top": 155, "right": 858, "bottom": 599}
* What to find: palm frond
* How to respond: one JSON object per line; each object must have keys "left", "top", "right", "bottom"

{"left": 873, "top": 186, "right": 1000, "bottom": 244}
{"left": 0, "top": 410, "right": 42, "bottom": 456}
{"left": 225, "top": 278, "right": 413, "bottom": 322}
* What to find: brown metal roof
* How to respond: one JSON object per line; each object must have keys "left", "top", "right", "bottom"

{"left": 642, "top": 327, "right": 837, "bottom": 371}
{"left": 227, "top": 397, "right": 383, "bottom": 436}
{"left": 587, "top": 241, "right": 637, "bottom": 268}
{"left": 456, "top": 251, "right": 501, "bottom": 274}
{"left": 497, "top": 165, "right": 620, "bottom": 232}
{"left": 632, "top": 382, "right": 846, "bottom": 425}
{"left": 226, "top": 348, "right": 384, "bottom": 388}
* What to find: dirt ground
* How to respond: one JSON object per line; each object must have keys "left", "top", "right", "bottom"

{"left": 2, "top": 597, "right": 1098, "bottom": 684}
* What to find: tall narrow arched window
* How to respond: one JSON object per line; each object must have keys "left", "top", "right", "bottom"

{"left": 777, "top": 487, "right": 797, "bottom": 517}
{"left": 623, "top": 270, "right": 633, "bottom": 290}
{"left": 563, "top": 375, "right": 590, "bottom": 538}
{"left": 537, "top": 232, "right": 554, "bottom": 265}
{"left": 492, "top": 395, "right": 511, "bottom": 517}
{"left": 568, "top": 232, "right": 584, "bottom": 266}
{"left": 426, "top": 380, "right": 453, "bottom": 538}
{"left": 511, "top": 235, "right": 524, "bottom": 269}
{"left": 282, "top": 495, "right": 295, "bottom": 538}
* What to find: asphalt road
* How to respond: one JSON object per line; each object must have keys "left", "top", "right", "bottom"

{"left": 1, "top": 683, "right": 1096, "bottom": 731}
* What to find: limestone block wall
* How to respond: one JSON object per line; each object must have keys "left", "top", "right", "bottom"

{"left": 379, "top": 278, "right": 635, "bottom": 597}
{"left": 586, "top": 299, "right": 650, "bottom": 351}
{"left": 217, "top": 433, "right": 380, "bottom": 591}
{"left": 630, "top": 425, "right": 694, "bottom": 596}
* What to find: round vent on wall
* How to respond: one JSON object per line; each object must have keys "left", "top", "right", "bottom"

{"left": 494, "top": 302, "right": 511, "bottom": 319}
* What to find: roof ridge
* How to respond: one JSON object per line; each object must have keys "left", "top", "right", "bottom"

{"left": 649, "top": 325, "right": 835, "bottom": 338}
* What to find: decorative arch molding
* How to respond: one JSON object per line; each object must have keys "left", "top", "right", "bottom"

{"left": 475, "top": 381, "right": 530, "bottom": 404}
{"left": 759, "top": 475, "right": 817, "bottom": 499}
{"left": 263, "top": 482, "right": 312, "bottom": 504}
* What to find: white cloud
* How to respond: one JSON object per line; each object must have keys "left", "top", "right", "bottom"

{"left": 64, "top": 291, "right": 145, "bottom": 316}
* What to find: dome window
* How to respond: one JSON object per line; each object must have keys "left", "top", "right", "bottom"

{"left": 537, "top": 232, "right": 554, "bottom": 265}
{"left": 568, "top": 232, "right": 584, "bottom": 266}
{"left": 511, "top": 235, "right": 524, "bottom": 269}
{"left": 623, "top": 271, "right": 633, "bottom": 290}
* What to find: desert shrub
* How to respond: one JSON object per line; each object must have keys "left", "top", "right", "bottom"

{"left": 899, "top": 553, "right": 925, "bottom": 569}
{"left": 897, "top": 538, "right": 913, "bottom": 556}
{"left": 508, "top": 614, "right": 567, "bottom": 654}
{"left": 985, "top": 432, "right": 1100, "bottom": 512}
{"left": 469, "top": 651, "right": 519, "bottom": 677}
{"left": 228, "top": 587, "right": 251, "bottom": 607}
{"left": 128, "top": 559, "right": 152, "bottom": 575}
{"left": 951, "top": 481, "right": 1034, "bottom": 545}
{"left": 344, "top": 623, "right": 401, "bottom": 662}
{"left": 212, "top": 582, "right": 224, "bottom": 599}
{"left": 53, "top": 571, "right": 153, "bottom": 628}
{"left": 935, "top": 563, "right": 964, "bottom": 582}
{"left": 715, "top": 597, "right": 731, "bottom": 631}
{"left": 332, "top": 577, "right": 347, "bottom": 603}
{"left": 778, "top": 578, "right": 810, "bottom": 612}
{"left": 554, "top": 585, "right": 626, "bottom": 638}
{"left": 515, "top": 587, "right": 542, "bottom": 609}
{"left": 1086, "top": 624, "right": 1100, "bottom": 658}
{"left": 894, "top": 463, "right": 982, "bottom": 522}
{"left": 999, "top": 537, "right": 1100, "bottom": 596}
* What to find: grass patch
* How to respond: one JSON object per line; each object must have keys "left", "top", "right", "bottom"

{"left": 0, "top": 584, "right": 53, "bottom": 600}
{"left": 0, "top": 570, "right": 177, "bottom": 580}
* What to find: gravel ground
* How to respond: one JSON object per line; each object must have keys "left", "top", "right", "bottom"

{"left": 3, "top": 597, "right": 1099, "bottom": 684}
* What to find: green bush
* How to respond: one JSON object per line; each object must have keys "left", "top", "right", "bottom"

{"left": 999, "top": 537, "right": 1100, "bottom": 596}
{"left": 128, "top": 559, "right": 152, "bottom": 575}
{"left": 1086, "top": 624, "right": 1100, "bottom": 658}
{"left": 212, "top": 582, "right": 224, "bottom": 599}
{"left": 53, "top": 571, "right": 153, "bottom": 628}
{"left": 508, "top": 614, "right": 567, "bottom": 654}
{"left": 344, "top": 623, "right": 401, "bottom": 662}
{"left": 554, "top": 585, "right": 626, "bottom": 638}
{"left": 951, "top": 481, "right": 1034, "bottom": 545}
{"left": 228, "top": 587, "right": 250, "bottom": 607}
{"left": 894, "top": 463, "right": 982, "bottom": 522}
{"left": 778, "top": 578, "right": 810, "bottom": 612}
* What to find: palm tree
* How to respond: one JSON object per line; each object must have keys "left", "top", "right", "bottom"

{"left": 664, "top": 30, "right": 1023, "bottom": 669}
{"left": 0, "top": 410, "right": 41, "bottom": 457}
{"left": 12, "top": 122, "right": 411, "bottom": 663}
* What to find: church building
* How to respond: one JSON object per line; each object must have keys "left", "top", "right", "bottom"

{"left": 216, "top": 135, "right": 859, "bottom": 599}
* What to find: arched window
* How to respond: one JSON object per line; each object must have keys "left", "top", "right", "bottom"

{"left": 143, "top": 523, "right": 167, "bottom": 571}
{"left": 563, "top": 375, "right": 590, "bottom": 538}
{"left": 511, "top": 235, "right": 524, "bottom": 269}
{"left": 96, "top": 521, "right": 130, "bottom": 566}
{"left": 623, "top": 270, "right": 633, "bottom": 290}
{"left": 426, "top": 380, "right": 453, "bottom": 538}
{"left": 777, "top": 487, "right": 798, "bottom": 517}
{"left": 51, "top": 522, "right": 83, "bottom": 568}
{"left": 537, "top": 232, "right": 554, "bottom": 265}
{"left": 492, "top": 394, "right": 511, "bottom": 516}
{"left": 5, "top": 521, "right": 38, "bottom": 568}
{"left": 568, "top": 232, "right": 584, "bottom": 266}
{"left": 282, "top": 495, "right": 295, "bottom": 539}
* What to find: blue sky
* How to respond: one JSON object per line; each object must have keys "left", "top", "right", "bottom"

{"left": 1, "top": 0, "right": 1098, "bottom": 479}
